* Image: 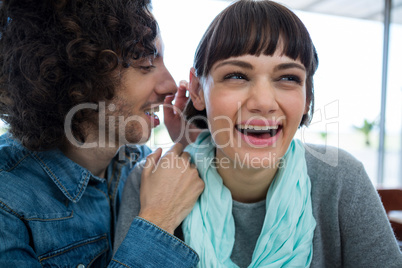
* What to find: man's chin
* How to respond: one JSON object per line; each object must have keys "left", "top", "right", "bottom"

{"left": 123, "top": 132, "right": 151, "bottom": 146}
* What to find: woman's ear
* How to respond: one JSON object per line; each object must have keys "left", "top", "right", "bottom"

{"left": 188, "top": 67, "right": 206, "bottom": 111}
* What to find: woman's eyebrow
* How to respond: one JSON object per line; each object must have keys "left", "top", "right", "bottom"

{"left": 214, "top": 60, "right": 254, "bottom": 70}
{"left": 274, "top": 63, "right": 306, "bottom": 72}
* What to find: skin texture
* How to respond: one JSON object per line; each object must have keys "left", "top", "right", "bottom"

{"left": 189, "top": 50, "right": 308, "bottom": 203}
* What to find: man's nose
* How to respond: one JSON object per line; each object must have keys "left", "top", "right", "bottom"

{"left": 155, "top": 64, "right": 177, "bottom": 96}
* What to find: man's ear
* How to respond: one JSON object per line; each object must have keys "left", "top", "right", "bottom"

{"left": 189, "top": 67, "right": 206, "bottom": 111}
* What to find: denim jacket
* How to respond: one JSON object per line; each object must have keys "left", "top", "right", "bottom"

{"left": 0, "top": 134, "right": 199, "bottom": 267}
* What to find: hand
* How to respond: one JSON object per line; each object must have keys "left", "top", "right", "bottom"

{"left": 138, "top": 143, "right": 204, "bottom": 234}
{"left": 164, "top": 80, "right": 202, "bottom": 146}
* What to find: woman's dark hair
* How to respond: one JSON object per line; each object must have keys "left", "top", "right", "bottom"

{"left": 0, "top": 0, "right": 158, "bottom": 150}
{"left": 185, "top": 0, "right": 319, "bottom": 129}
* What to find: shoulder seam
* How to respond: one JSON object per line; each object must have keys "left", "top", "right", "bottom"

{"left": 0, "top": 153, "right": 30, "bottom": 173}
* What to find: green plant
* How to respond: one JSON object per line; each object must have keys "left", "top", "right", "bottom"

{"left": 353, "top": 119, "right": 376, "bottom": 147}
{"left": 319, "top": 132, "right": 327, "bottom": 140}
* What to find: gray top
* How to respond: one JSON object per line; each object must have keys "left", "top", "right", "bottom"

{"left": 231, "top": 199, "right": 266, "bottom": 267}
{"left": 114, "top": 144, "right": 402, "bottom": 267}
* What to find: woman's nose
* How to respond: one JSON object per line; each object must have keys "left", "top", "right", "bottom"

{"left": 246, "top": 80, "right": 279, "bottom": 114}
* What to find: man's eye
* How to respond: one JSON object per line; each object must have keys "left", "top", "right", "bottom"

{"left": 139, "top": 65, "right": 155, "bottom": 72}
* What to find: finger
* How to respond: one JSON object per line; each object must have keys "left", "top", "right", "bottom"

{"left": 179, "top": 152, "right": 193, "bottom": 174}
{"left": 177, "top": 81, "right": 188, "bottom": 98}
{"left": 165, "top": 142, "right": 184, "bottom": 156}
{"left": 176, "top": 85, "right": 189, "bottom": 101}
{"left": 179, "top": 80, "right": 189, "bottom": 88}
{"left": 142, "top": 148, "right": 162, "bottom": 175}
{"left": 164, "top": 94, "right": 175, "bottom": 105}
{"left": 163, "top": 95, "right": 176, "bottom": 117}
{"left": 174, "top": 92, "right": 189, "bottom": 113}
{"left": 180, "top": 151, "right": 191, "bottom": 162}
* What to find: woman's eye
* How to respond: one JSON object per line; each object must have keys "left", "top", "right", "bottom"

{"left": 279, "top": 75, "right": 302, "bottom": 84}
{"left": 224, "top": 73, "right": 248, "bottom": 80}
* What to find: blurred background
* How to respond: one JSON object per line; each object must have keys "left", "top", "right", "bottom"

{"left": 1, "top": 0, "right": 401, "bottom": 188}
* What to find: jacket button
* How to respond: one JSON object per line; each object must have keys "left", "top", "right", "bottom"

{"left": 77, "top": 265, "right": 85, "bottom": 268}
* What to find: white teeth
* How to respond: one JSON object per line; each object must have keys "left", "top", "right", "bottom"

{"left": 144, "top": 106, "right": 160, "bottom": 116}
{"left": 145, "top": 111, "right": 156, "bottom": 117}
{"left": 237, "top": 124, "right": 279, "bottom": 130}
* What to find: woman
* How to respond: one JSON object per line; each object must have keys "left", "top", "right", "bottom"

{"left": 115, "top": 0, "right": 402, "bottom": 267}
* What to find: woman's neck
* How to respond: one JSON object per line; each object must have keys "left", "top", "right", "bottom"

{"left": 216, "top": 152, "right": 279, "bottom": 203}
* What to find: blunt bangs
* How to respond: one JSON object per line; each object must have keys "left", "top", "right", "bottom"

{"left": 194, "top": 0, "right": 315, "bottom": 77}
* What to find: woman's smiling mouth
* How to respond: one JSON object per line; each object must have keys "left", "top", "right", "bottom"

{"left": 235, "top": 121, "right": 283, "bottom": 147}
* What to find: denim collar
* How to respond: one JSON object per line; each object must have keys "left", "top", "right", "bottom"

{"left": 3, "top": 134, "right": 140, "bottom": 203}
{"left": 28, "top": 148, "right": 103, "bottom": 203}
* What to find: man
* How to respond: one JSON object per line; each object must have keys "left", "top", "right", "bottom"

{"left": 0, "top": 0, "right": 203, "bottom": 267}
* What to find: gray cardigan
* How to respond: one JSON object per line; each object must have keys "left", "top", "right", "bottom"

{"left": 114, "top": 144, "right": 402, "bottom": 267}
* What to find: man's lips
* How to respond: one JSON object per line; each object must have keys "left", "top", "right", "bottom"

{"left": 144, "top": 105, "right": 161, "bottom": 127}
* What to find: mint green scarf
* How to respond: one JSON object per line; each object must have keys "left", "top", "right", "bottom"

{"left": 183, "top": 132, "right": 316, "bottom": 267}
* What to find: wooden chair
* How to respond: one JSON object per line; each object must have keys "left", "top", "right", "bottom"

{"left": 377, "top": 188, "right": 402, "bottom": 241}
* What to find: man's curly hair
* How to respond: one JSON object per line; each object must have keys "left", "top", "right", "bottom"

{"left": 0, "top": 0, "right": 158, "bottom": 151}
